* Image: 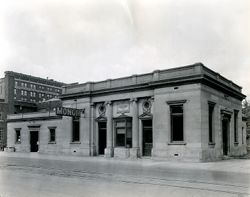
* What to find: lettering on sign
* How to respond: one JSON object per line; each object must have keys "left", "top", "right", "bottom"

{"left": 117, "top": 102, "right": 130, "bottom": 114}
{"left": 56, "top": 107, "right": 84, "bottom": 117}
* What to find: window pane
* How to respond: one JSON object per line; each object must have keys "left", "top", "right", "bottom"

{"left": 115, "top": 118, "right": 132, "bottom": 147}
{"left": 16, "top": 130, "right": 21, "bottom": 142}
{"left": 171, "top": 105, "right": 183, "bottom": 114}
{"left": 234, "top": 111, "right": 238, "bottom": 143}
{"left": 126, "top": 121, "right": 132, "bottom": 127}
{"left": 172, "top": 115, "right": 183, "bottom": 141}
{"left": 126, "top": 128, "right": 132, "bottom": 148}
{"left": 72, "top": 120, "right": 80, "bottom": 141}
{"left": 50, "top": 129, "right": 55, "bottom": 142}
{"left": 116, "top": 122, "right": 126, "bottom": 127}
{"left": 208, "top": 104, "right": 214, "bottom": 143}
{"left": 116, "top": 134, "right": 125, "bottom": 146}
{"left": 126, "top": 128, "right": 132, "bottom": 138}
{"left": 126, "top": 138, "right": 132, "bottom": 148}
{"left": 117, "top": 128, "right": 125, "bottom": 134}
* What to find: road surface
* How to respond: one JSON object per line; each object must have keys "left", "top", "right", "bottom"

{"left": 0, "top": 152, "right": 249, "bottom": 197}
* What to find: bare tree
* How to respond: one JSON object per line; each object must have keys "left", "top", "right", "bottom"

{"left": 242, "top": 99, "right": 250, "bottom": 116}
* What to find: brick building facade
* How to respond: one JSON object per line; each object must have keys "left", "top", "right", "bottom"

{"left": 0, "top": 71, "right": 65, "bottom": 150}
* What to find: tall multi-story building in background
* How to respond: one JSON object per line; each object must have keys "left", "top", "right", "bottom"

{"left": 0, "top": 77, "right": 7, "bottom": 150}
{"left": 0, "top": 71, "right": 65, "bottom": 150}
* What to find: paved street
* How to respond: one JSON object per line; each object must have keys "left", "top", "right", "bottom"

{"left": 0, "top": 152, "right": 249, "bottom": 197}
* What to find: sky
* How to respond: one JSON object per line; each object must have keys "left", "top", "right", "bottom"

{"left": 0, "top": 0, "right": 249, "bottom": 98}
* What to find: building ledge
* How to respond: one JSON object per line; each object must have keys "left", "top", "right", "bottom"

{"left": 70, "top": 141, "right": 81, "bottom": 144}
{"left": 168, "top": 142, "right": 186, "bottom": 145}
{"left": 208, "top": 142, "right": 216, "bottom": 148}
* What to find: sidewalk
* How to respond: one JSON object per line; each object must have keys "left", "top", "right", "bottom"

{"left": 0, "top": 151, "right": 250, "bottom": 175}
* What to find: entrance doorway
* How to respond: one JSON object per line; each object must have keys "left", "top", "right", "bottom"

{"left": 222, "top": 117, "right": 230, "bottom": 156}
{"left": 98, "top": 122, "right": 107, "bottom": 155}
{"left": 142, "top": 119, "right": 153, "bottom": 156}
{"left": 30, "top": 131, "right": 39, "bottom": 152}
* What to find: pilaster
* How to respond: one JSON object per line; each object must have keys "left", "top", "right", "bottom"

{"left": 104, "top": 101, "right": 113, "bottom": 157}
{"left": 130, "top": 98, "right": 139, "bottom": 158}
{"left": 90, "top": 103, "right": 96, "bottom": 156}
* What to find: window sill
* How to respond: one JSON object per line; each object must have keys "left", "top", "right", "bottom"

{"left": 70, "top": 141, "right": 81, "bottom": 144}
{"left": 168, "top": 142, "right": 186, "bottom": 145}
{"left": 234, "top": 142, "right": 239, "bottom": 146}
{"left": 15, "top": 142, "right": 21, "bottom": 144}
{"left": 115, "top": 146, "right": 129, "bottom": 149}
{"left": 208, "top": 142, "right": 215, "bottom": 147}
{"left": 48, "top": 142, "right": 56, "bottom": 144}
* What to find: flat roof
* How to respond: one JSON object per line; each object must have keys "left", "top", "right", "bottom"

{"left": 61, "top": 63, "right": 245, "bottom": 100}
{"left": 5, "top": 71, "right": 66, "bottom": 87}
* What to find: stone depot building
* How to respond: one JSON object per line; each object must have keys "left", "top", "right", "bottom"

{"left": 6, "top": 63, "right": 247, "bottom": 161}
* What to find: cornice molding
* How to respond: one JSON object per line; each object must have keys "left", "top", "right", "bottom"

{"left": 60, "top": 74, "right": 245, "bottom": 101}
{"left": 7, "top": 116, "right": 62, "bottom": 123}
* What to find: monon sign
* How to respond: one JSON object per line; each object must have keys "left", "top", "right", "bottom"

{"left": 56, "top": 107, "right": 84, "bottom": 117}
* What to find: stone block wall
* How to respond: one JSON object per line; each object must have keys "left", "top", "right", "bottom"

{"left": 152, "top": 83, "right": 202, "bottom": 161}
{"left": 200, "top": 84, "right": 247, "bottom": 161}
